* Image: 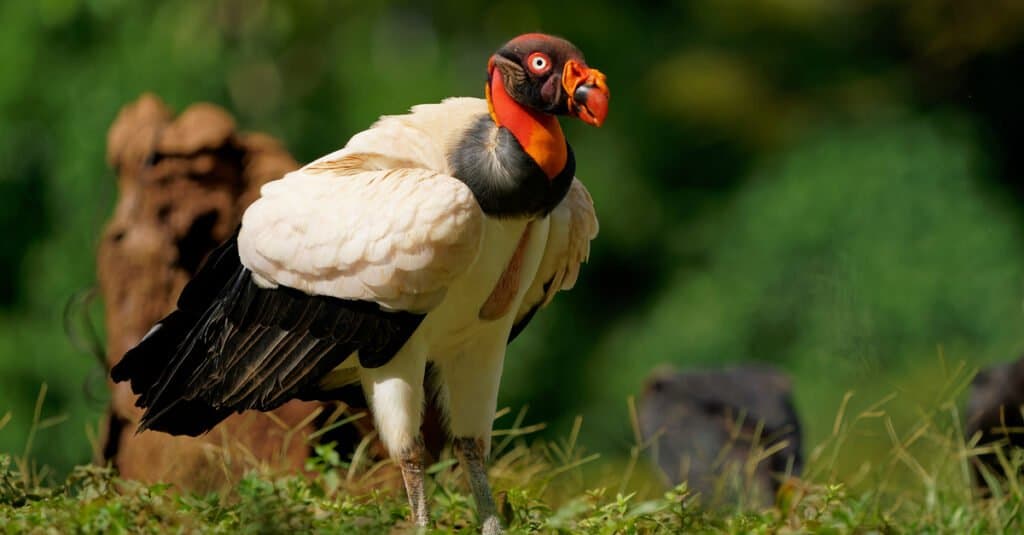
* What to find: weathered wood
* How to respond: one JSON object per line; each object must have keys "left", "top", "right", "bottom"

{"left": 98, "top": 94, "right": 445, "bottom": 492}
{"left": 99, "top": 94, "right": 325, "bottom": 491}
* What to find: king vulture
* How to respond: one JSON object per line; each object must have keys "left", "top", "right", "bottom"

{"left": 111, "top": 33, "right": 608, "bottom": 534}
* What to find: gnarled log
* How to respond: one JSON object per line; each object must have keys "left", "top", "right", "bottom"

{"left": 99, "top": 94, "right": 323, "bottom": 490}
{"left": 98, "top": 94, "right": 444, "bottom": 492}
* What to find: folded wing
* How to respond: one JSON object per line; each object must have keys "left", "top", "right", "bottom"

{"left": 239, "top": 157, "right": 485, "bottom": 313}
{"left": 509, "top": 178, "right": 599, "bottom": 341}
{"left": 114, "top": 143, "right": 486, "bottom": 435}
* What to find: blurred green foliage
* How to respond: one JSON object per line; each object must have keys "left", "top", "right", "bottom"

{"left": 1, "top": 0, "right": 1023, "bottom": 480}
{"left": 579, "top": 117, "right": 1024, "bottom": 457}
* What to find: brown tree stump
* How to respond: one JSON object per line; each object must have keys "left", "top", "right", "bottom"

{"left": 99, "top": 93, "right": 328, "bottom": 491}
{"left": 98, "top": 94, "right": 443, "bottom": 492}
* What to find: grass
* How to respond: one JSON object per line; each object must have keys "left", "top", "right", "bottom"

{"left": 3, "top": 382, "right": 1024, "bottom": 533}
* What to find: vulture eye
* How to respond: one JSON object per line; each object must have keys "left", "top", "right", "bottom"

{"left": 526, "top": 52, "right": 552, "bottom": 75}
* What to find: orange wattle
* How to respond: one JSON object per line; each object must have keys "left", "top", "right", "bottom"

{"left": 486, "top": 70, "right": 567, "bottom": 179}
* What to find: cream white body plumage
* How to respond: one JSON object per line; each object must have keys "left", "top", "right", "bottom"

{"left": 112, "top": 31, "right": 610, "bottom": 533}
{"left": 236, "top": 98, "right": 596, "bottom": 458}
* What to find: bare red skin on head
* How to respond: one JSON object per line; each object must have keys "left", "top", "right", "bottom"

{"left": 483, "top": 33, "right": 608, "bottom": 175}
{"left": 506, "top": 33, "right": 566, "bottom": 50}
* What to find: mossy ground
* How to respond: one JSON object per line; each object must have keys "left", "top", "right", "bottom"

{"left": 3, "top": 393, "right": 1024, "bottom": 534}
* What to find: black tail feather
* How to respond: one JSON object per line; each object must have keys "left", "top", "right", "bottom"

{"left": 111, "top": 236, "right": 245, "bottom": 436}
{"left": 138, "top": 398, "right": 234, "bottom": 437}
{"left": 110, "top": 309, "right": 197, "bottom": 394}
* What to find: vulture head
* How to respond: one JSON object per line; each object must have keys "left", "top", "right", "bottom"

{"left": 487, "top": 33, "right": 610, "bottom": 127}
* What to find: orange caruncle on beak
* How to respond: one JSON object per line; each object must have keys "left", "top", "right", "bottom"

{"left": 562, "top": 59, "right": 609, "bottom": 127}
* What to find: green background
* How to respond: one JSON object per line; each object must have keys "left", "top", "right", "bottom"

{"left": 1, "top": 0, "right": 1023, "bottom": 482}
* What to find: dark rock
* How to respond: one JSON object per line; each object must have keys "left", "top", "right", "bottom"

{"left": 965, "top": 355, "right": 1024, "bottom": 492}
{"left": 638, "top": 364, "right": 803, "bottom": 508}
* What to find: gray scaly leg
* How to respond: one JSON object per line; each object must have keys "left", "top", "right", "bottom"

{"left": 454, "top": 437, "right": 502, "bottom": 535}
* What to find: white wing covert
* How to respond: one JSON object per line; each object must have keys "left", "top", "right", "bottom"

{"left": 238, "top": 152, "right": 484, "bottom": 314}
{"left": 512, "top": 178, "right": 599, "bottom": 330}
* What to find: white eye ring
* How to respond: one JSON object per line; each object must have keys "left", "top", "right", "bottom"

{"left": 527, "top": 53, "right": 551, "bottom": 74}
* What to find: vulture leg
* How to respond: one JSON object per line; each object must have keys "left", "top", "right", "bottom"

{"left": 360, "top": 345, "right": 429, "bottom": 526}
{"left": 439, "top": 345, "right": 506, "bottom": 534}
{"left": 399, "top": 439, "right": 429, "bottom": 526}
{"left": 455, "top": 437, "right": 502, "bottom": 535}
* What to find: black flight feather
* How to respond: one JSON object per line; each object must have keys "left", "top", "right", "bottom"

{"left": 110, "top": 235, "right": 425, "bottom": 437}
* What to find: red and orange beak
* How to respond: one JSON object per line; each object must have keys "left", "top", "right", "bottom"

{"left": 562, "top": 59, "right": 609, "bottom": 127}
